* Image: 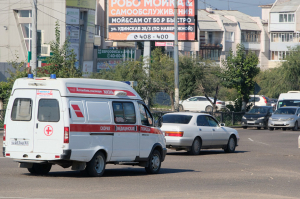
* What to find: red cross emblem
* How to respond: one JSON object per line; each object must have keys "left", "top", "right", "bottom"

{"left": 44, "top": 125, "right": 53, "bottom": 136}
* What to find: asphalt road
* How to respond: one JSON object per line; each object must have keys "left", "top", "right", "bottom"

{"left": 1, "top": 128, "right": 300, "bottom": 199}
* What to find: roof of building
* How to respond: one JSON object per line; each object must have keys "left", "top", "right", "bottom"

{"left": 214, "top": 10, "right": 261, "bottom": 31}
{"left": 198, "top": 9, "right": 261, "bottom": 31}
{"left": 198, "top": 10, "right": 222, "bottom": 31}
{"left": 271, "top": 0, "right": 300, "bottom": 13}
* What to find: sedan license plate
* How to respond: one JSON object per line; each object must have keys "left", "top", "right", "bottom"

{"left": 247, "top": 121, "right": 255, "bottom": 124}
{"left": 11, "top": 140, "right": 29, "bottom": 146}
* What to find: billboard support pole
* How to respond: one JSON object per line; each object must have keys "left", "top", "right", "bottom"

{"left": 143, "top": 41, "right": 151, "bottom": 106}
{"left": 174, "top": 0, "right": 179, "bottom": 112}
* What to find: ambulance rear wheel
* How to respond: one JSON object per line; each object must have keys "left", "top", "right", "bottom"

{"left": 145, "top": 150, "right": 161, "bottom": 174}
{"left": 86, "top": 151, "right": 106, "bottom": 177}
{"left": 28, "top": 163, "right": 52, "bottom": 175}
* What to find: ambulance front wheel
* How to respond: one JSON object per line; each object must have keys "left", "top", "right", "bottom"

{"left": 27, "top": 163, "right": 52, "bottom": 175}
{"left": 86, "top": 151, "right": 106, "bottom": 177}
{"left": 145, "top": 150, "right": 162, "bottom": 174}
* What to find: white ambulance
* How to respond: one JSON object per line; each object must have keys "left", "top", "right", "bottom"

{"left": 2, "top": 75, "right": 166, "bottom": 177}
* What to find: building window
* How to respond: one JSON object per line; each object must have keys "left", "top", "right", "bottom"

{"left": 241, "top": 31, "right": 260, "bottom": 42}
{"left": 279, "top": 14, "right": 294, "bottom": 22}
{"left": 18, "top": 10, "right": 32, "bottom": 18}
{"left": 271, "top": 51, "right": 290, "bottom": 60}
{"left": 21, "top": 23, "right": 32, "bottom": 51}
{"left": 272, "top": 32, "right": 299, "bottom": 43}
{"left": 199, "top": 49, "right": 221, "bottom": 61}
{"left": 20, "top": 23, "right": 42, "bottom": 54}
{"left": 225, "top": 32, "right": 234, "bottom": 42}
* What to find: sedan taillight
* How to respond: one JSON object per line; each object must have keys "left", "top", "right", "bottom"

{"left": 165, "top": 131, "right": 184, "bottom": 137}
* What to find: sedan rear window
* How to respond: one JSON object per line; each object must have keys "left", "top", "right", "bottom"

{"left": 162, "top": 115, "right": 193, "bottom": 124}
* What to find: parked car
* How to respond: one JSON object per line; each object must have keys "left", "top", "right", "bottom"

{"left": 268, "top": 107, "right": 300, "bottom": 131}
{"left": 270, "top": 98, "right": 278, "bottom": 109}
{"left": 248, "top": 95, "right": 271, "bottom": 106}
{"left": 179, "top": 96, "right": 226, "bottom": 112}
{"left": 160, "top": 112, "right": 240, "bottom": 155}
{"left": 225, "top": 95, "right": 271, "bottom": 108}
{"left": 241, "top": 106, "right": 273, "bottom": 130}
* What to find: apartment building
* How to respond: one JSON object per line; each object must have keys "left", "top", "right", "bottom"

{"left": 176, "top": 8, "right": 269, "bottom": 69}
{"left": 266, "top": 0, "right": 300, "bottom": 68}
{"left": 0, "top": 0, "right": 98, "bottom": 81}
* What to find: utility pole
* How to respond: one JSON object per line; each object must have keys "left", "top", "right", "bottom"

{"left": 32, "top": 0, "right": 37, "bottom": 77}
{"left": 174, "top": 0, "right": 179, "bottom": 111}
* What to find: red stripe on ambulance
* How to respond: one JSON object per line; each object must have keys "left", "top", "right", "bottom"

{"left": 70, "top": 124, "right": 162, "bottom": 134}
{"left": 71, "top": 104, "right": 84, "bottom": 118}
{"left": 67, "top": 87, "right": 136, "bottom": 96}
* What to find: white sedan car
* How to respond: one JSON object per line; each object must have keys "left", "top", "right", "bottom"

{"left": 179, "top": 96, "right": 226, "bottom": 112}
{"left": 160, "top": 112, "right": 240, "bottom": 155}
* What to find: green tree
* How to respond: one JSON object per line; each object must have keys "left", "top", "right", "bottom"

{"left": 38, "top": 21, "right": 82, "bottom": 78}
{"left": 179, "top": 56, "right": 204, "bottom": 100}
{"left": 91, "top": 60, "right": 150, "bottom": 100}
{"left": 150, "top": 48, "right": 175, "bottom": 110}
{"left": 218, "top": 44, "right": 260, "bottom": 111}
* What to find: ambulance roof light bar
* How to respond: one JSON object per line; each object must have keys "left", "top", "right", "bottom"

{"left": 50, "top": 74, "right": 56, "bottom": 79}
{"left": 28, "top": 74, "right": 34, "bottom": 79}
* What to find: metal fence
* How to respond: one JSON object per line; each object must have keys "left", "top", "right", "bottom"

{"left": 151, "top": 110, "right": 245, "bottom": 127}
{"left": 0, "top": 110, "right": 5, "bottom": 127}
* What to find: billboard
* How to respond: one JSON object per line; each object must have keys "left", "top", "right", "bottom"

{"left": 66, "top": 8, "right": 80, "bottom": 24}
{"left": 107, "top": 0, "right": 196, "bottom": 41}
{"left": 66, "top": 0, "right": 96, "bottom": 10}
{"left": 97, "top": 49, "right": 135, "bottom": 59}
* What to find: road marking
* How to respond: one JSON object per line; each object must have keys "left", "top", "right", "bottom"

{"left": 248, "top": 138, "right": 269, "bottom": 146}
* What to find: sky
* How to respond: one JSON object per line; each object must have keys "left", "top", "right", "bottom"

{"left": 198, "top": 0, "right": 275, "bottom": 17}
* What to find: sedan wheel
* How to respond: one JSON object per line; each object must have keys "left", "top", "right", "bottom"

{"left": 189, "top": 137, "right": 201, "bottom": 155}
{"left": 293, "top": 122, "right": 298, "bottom": 131}
{"left": 269, "top": 127, "right": 274, "bottom": 131}
{"left": 205, "top": 106, "right": 213, "bottom": 112}
{"left": 179, "top": 105, "right": 184, "bottom": 112}
{"left": 224, "top": 136, "right": 236, "bottom": 153}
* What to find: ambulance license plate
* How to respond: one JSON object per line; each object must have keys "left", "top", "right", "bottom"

{"left": 11, "top": 140, "right": 29, "bottom": 146}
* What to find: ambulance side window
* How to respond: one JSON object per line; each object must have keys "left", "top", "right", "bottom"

{"left": 11, "top": 98, "right": 32, "bottom": 121}
{"left": 138, "top": 103, "right": 153, "bottom": 126}
{"left": 112, "top": 102, "right": 136, "bottom": 124}
{"left": 38, "top": 99, "right": 60, "bottom": 122}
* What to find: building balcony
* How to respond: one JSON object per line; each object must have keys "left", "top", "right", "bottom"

{"left": 200, "top": 39, "right": 223, "bottom": 49}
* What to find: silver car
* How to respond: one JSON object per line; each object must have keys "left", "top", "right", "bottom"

{"left": 160, "top": 112, "right": 240, "bottom": 155}
{"left": 268, "top": 107, "right": 300, "bottom": 131}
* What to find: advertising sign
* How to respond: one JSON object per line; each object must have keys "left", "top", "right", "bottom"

{"left": 155, "top": 42, "right": 173, "bottom": 46}
{"left": 86, "top": 10, "right": 95, "bottom": 43}
{"left": 66, "top": 26, "right": 80, "bottom": 43}
{"left": 82, "top": 61, "right": 93, "bottom": 76}
{"left": 107, "top": 0, "right": 196, "bottom": 41}
{"left": 97, "top": 60, "right": 122, "bottom": 71}
{"left": 97, "top": 49, "right": 135, "bottom": 59}
{"left": 66, "top": 0, "right": 96, "bottom": 10}
{"left": 66, "top": 8, "right": 80, "bottom": 24}
{"left": 69, "top": 43, "right": 79, "bottom": 60}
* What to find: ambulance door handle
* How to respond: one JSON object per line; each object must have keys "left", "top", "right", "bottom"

{"left": 36, "top": 123, "right": 38, "bottom": 129}
{"left": 142, "top": 134, "right": 149, "bottom": 136}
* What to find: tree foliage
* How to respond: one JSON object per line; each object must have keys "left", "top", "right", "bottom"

{"left": 218, "top": 44, "right": 260, "bottom": 110}
{"left": 0, "top": 55, "right": 27, "bottom": 108}
{"left": 38, "top": 21, "right": 82, "bottom": 78}
{"left": 256, "top": 45, "right": 300, "bottom": 98}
